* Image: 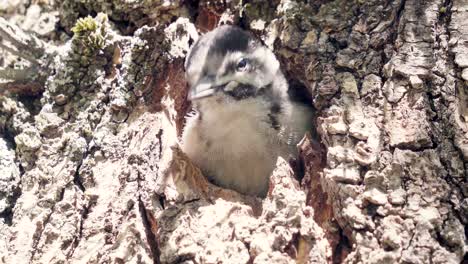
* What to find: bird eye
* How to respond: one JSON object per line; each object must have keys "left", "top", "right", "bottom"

{"left": 236, "top": 58, "right": 249, "bottom": 72}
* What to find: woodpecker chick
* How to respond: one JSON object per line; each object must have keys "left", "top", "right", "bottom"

{"left": 182, "top": 25, "right": 311, "bottom": 197}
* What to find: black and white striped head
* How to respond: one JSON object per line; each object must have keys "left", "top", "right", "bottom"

{"left": 185, "top": 25, "right": 284, "bottom": 103}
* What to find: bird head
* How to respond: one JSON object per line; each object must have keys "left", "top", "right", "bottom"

{"left": 184, "top": 25, "right": 285, "bottom": 104}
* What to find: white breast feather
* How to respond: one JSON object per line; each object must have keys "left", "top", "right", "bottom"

{"left": 182, "top": 97, "right": 292, "bottom": 196}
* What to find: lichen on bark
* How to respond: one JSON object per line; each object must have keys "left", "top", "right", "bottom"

{"left": 0, "top": 0, "right": 466, "bottom": 263}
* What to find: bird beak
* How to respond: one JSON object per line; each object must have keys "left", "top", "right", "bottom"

{"left": 188, "top": 79, "right": 219, "bottom": 101}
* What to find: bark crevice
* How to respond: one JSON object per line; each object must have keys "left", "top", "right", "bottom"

{"left": 0, "top": 1, "right": 466, "bottom": 263}
{"left": 138, "top": 197, "right": 161, "bottom": 264}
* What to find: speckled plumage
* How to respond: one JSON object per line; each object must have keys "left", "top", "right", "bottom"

{"left": 182, "top": 25, "right": 311, "bottom": 197}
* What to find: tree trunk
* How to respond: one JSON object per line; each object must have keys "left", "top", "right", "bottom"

{"left": 0, "top": 0, "right": 466, "bottom": 263}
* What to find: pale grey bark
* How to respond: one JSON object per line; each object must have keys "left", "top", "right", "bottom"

{"left": 0, "top": 0, "right": 466, "bottom": 263}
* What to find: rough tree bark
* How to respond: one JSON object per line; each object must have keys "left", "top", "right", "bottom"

{"left": 0, "top": 0, "right": 466, "bottom": 263}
